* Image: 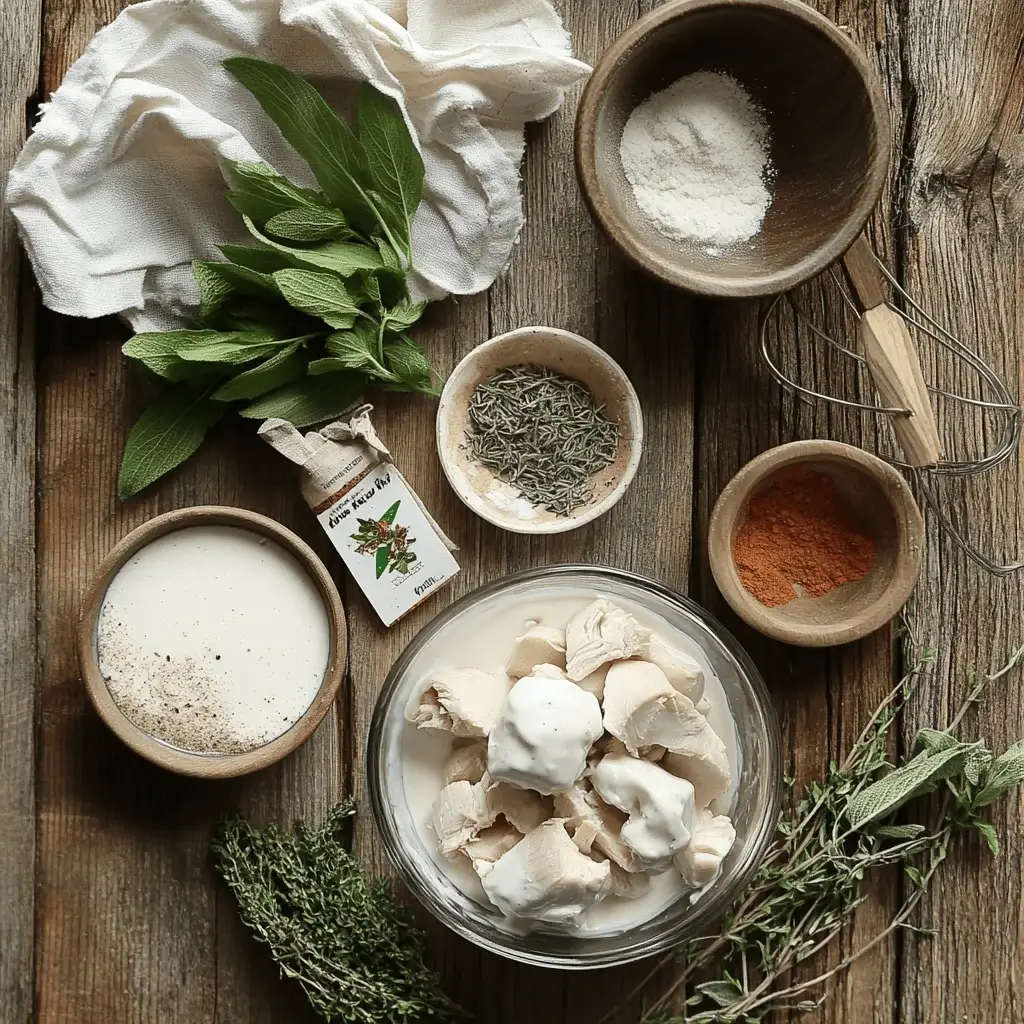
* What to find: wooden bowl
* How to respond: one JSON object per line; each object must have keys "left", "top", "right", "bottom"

{"left": 77, "top": 506, "right": 346, "bottom": 778}
{"left": 708, "top": 442, "right": 924, "bottom": 646}
{"left": 575, "top": 0, "right": 891, "bottom": 297}
{"left": 436, "top": 326, "right": 643, "bottom": 534}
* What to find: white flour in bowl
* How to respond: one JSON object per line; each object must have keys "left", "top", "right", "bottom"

{"left": 96, "top": 526, "right": 330, "bottom": 753}
{"left": 619, "top": 71, "right": 773, "bottom": 253}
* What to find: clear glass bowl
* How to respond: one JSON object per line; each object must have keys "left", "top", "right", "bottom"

{"left": 367, "top": 566, "right": 782, "bottom": 969}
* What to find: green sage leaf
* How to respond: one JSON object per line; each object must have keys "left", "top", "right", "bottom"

{"left": 974, "top": 820, "right": 1000, "bottom": 855}
{"left": 323, "top": 323, "right": 394, "bottom": 380}
{"left": 193, "top": 262, "right": 236, "bottom": 318}
{"left": 380, "top": 500, "right": 400, "bottom": 524}
{"left": 356, "top": 83, "right": 424, "bottom": 255}
{"left": 265, "top": 205, "right": 348, "bottom": 242}
{"left": 123, "top": 330, "right": 239, "bottom": 381}
{"left": 176, "top": 328, "right": 286, "bottom": 366}
{"left": 212, "top": 342, "right": 307, "bottom": 401}
{"left": 193, "top": 260, "right": 280, "bottom": 312}
{"left": 974, "top": 740, "right": 1024, "bottom": 807}
{"left": 352, "top": 271, "right": 383, "bottom": 311}
{"left": 307, "top": 357, "right": 354, "bottom": 377}
{"left": 964, "top": 745, "right": 993, "bottom": 787}
{"left": 244, "top": 216, "right": 382, "bottom": 277}
{"left": 224, "top": 58, "right": 378, "bottom": 231}
{"left": 117, "top": 389, "right": 224, "bottom": 498}
{"left": 238, "top": 371, "right": 363, "bottom": 428}
{"left": 904, "top": 864, "right": 926, "bottom": 890}
{"left": 382, "top": 335, "right": 435, "bottom": 393}
{"left": 224, "top": 159, "right": 323, "bottom": 222}
{"left": 695, "top": 981, "right": 741, "bottom": 1008}
{"left": 273, "top": 269, "right": 362, "bottom": 329}
{"left": 374, "top": 237, "right": 403, "bottom": 271}
{"left": 218, "top": 244, "right": 295, "bottom": 274}
{"left": 375, "top": 545, "right": 390, "bottom": 579}
{"left": 915, "top": 728, "right": 957, "bottom": 754}
{"left": 873, "top": 823, "right": 926, "bottom": 840}
{"left": 383, "top": 300, "right": 426, "bottom": 331}
{"left": 846, "top": 745, "right": 969, "bottom": 829}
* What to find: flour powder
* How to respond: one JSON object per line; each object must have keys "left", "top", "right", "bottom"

{"left": 619, "top": 71, "right": 773, "bottom": 253}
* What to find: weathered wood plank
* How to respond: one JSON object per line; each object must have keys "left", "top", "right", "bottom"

{"left": 0, "top": 0, "right": 42, "bottom": 1018}
{"left": 345, "top": 0, "right": 697, "bottom": 1018}
{"left": 35, "top": 307, "right": 342, "bottom": 1023}
{"left": 896, "top": 1, "right": 1024, "bottom": 1020}
{"left": 32, "top": 10, "right": 343, "bottom": 1019}
{"left": 690, "top": 0, "right": 908, "bottom": 1016}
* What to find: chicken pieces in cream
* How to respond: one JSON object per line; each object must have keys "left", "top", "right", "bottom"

{"left": 404, "top": 596, "right": 738, "bottom": 933}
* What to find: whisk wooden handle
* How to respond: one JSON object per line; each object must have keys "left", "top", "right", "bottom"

{"left": 843, "top": 234, "right": 942, "bottom": 469}
{"left": 858, "top": 307, "right": 942, "bottom": 467}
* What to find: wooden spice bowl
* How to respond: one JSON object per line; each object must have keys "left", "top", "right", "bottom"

{"left": 77, "top": 506, "right": 347, "bottom": 778}
{"left": 574, "top": 0, "right": 891, "bottom": 297}
{"left": 436, "top": 326, "right": 643, "bottom": 534}
{"left": 707, "top": 442, "right": 924, "bottom": 646}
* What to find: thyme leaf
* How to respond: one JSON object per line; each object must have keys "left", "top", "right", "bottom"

{"left": 212, "top": 799, "right": 459, "bottom": 1024}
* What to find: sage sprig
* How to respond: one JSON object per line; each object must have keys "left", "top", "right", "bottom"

{"left": 618, "top": 640, "right": 1024, "bottom": 1024}
{"left": 117, "top": 58, "right": 434, "bottom": 499}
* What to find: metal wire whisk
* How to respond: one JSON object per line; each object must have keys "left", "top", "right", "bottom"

{"left": 759, "top": 235, "right": 1023, "bottom": 577}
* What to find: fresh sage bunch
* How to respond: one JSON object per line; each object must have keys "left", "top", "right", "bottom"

{"left": 625, "top": 642, "right": 1024, "bottom": 1024}
{"left": 117, "top": 57, "right": 434, "bottom": 499}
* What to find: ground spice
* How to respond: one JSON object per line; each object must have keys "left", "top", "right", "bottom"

{"left": 732, "top": 466, "right": 877, "bottom": 607}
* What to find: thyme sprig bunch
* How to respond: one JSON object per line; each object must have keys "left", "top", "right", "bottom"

{"left": 213, "top": 800, "right": 458, "bottom": 1024}
{"left": 620, "top": 642, "right": 1024, "bottom": 1024}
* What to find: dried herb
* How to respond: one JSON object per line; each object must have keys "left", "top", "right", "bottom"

{"left": 610, "top": 639, "right": 1024, "bottom": 1024}
{"left": 118, "top": 59, "right": 436, "bottom": 499}
{"left": 213, "top": 799, "right": 459, "bottom": 1024}
{"left": 350, "top": 500, "right": 418, "bottom": 577}
{"left": 466, "top": 364, "right": 620, "bottom": 515}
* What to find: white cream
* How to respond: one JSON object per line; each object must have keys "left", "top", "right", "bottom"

{"left": 97, "top": 526, "right": 330, "bottom": 753}
{"left": 591, "top": 755, "right": 697, "bottom": 870}
{"left": 487, "top": 674, "right": 603, "bottom": 795}
{"left": 477, "top": 819, "right": 611, "bottom": 925}
{"left": 396, "top": 588, "right": 742, "bottom": 936}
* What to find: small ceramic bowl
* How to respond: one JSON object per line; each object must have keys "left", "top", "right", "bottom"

{"left": 707, "top": 441, "right": 924, "bottom": 646}
{"left": 436, "top": 326, "right": 643, "bottom": 534}
{"left": 77, "top": 506, "right": 346, "bottom": 778}
{"left": 574, "top": 0, "right": 891, "bottom": 297}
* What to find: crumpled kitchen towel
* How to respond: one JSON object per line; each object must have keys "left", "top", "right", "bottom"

{"left": 6, "top": 0, "right": 590, "bottom": 331}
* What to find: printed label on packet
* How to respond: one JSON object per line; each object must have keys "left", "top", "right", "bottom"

{"left": 315, "top": 465, "right": 460, "bottom": 626}
{"left": 258, "top": 404, "right": 460, "bottom": 628}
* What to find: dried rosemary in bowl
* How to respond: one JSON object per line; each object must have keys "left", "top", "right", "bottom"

{"left": 465, "top": 364, "right": 620, "bottom": 516}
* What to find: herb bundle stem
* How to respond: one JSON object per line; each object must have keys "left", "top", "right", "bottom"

{"left": 609, "top": 641, "right": 1024, "bottom": 1024}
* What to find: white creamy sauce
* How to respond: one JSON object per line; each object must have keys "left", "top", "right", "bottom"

{"left": 97, "top": 525, "right": 330, "bottom": 753}
{"left": 399, "top": 591, "right": 741, "bottom": 936}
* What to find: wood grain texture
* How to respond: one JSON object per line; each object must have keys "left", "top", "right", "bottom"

{"left": 9, "top": 0, "right": 1024, "bottom": 1022}
{"left": 0, "top": 0, "right": 42, "bottom": 1018}
{"left": 895, "top": 0, "right": 1024, "bottom": 1020}
{"left": 35, "top": 306, "right": 343, "bottom": 1024}
{"left": 346, "top": 1, "right": 696, "bottom": 1018}
{"left": 689, "top": 0, "right": 908, "bottom": 1017}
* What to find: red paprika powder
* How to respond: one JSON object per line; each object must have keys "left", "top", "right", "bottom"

{"left": 731, "top": 465, "right": 876, "bottom": 607}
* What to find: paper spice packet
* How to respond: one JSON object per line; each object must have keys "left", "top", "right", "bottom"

{"left": 259, "top": 405, "right": 460, "bottom": 627}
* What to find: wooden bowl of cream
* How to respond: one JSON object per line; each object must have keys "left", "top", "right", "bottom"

{"left": 708, "top": 441, "right": 924, "bottom": 647}
{"left": 77, "top": 506, "right": 346, "bottom": 778}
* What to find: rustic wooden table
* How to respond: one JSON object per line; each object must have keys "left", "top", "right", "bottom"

{"left": 2, "top": 0, "right": 1023, "bottom": 1021}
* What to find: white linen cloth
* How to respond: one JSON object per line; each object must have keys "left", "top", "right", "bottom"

{"left": 6, "top": 0, "right": 589, "bottom": 331}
